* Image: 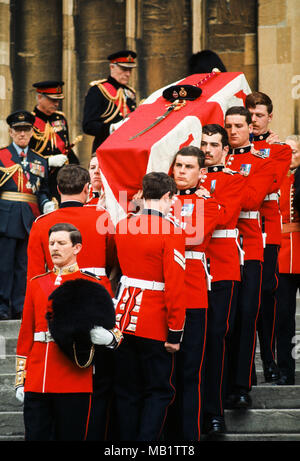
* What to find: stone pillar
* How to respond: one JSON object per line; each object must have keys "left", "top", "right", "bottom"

{"left": 205, "top": 0, "right": 258, "bottom": 91}
{"left": 62, "top": 0, "right": 80, "bottom": 159}
{"left": 0, "top": 0, "right": 12, "bottom": 146}
{"left": 138, "top": 0, "right": 191, "bottom": 98}
{"left": 258, "top": 0, "right": 300, "bottom": 138}
{"left": 76, "top": 0, "right": 126, "bottom": 164}
{"left": 11, "top": 0, "right": 62, "bottom": 112}
{"left": 192, "top": 0, "right": 205, "bottom": 53}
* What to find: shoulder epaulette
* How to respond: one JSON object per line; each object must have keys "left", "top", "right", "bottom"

{"left": 223, "top": 167, "right": 240, "bottom": 175}
{"left": 126, "top": 84, "right": 136, "bottom": 94}
{"left": 30, "top": 148, "right": 47, "bottom": 159}
{"left": 89, "top": 79, "right": 107, "bottom": 87}
{"left": 30, "top": 271, "right": 51, "bottom": 282}
{"left": 80, "top": 270, "right": 101, "bottom": 280}
{"left": 0, "top": 145, "right": 9, "bottom": 150}
{"left": 35, "top": 209, "right": 56, "bottom": 222}
{"left": 251, "top": 149, "right": 268, "bottom": 159}
{"left": 165, "top": 215, "right": 180, "bottom": 228}
{"left": 55, "top": 110, "right": 66, "bottom": 117}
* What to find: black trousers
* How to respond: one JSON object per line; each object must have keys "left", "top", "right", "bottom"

{"left": 113, "top": 334, "right": 176, "bottom": 441}
{"left": 165, "top": 308, "right": 207, "bottom": 441}
{"left": 227, "top": 260, "right": 263, "bottom": 393}
{"left": 0, "top": 236, "right": 27, "bottom": 317}
{"left": 85, "top": 347, "right": 114, "bottom": 441}
{"left": 257, "top": 244, "right": 279, "bottom": 366}
{"left": 24, "top": 392, "right": 92, "bottom": 441}
{"left": 275, "top": 273, "right": 300, "bottom": 381}
{"left": 204, "top": 280, "right": 239, "bottom": 417}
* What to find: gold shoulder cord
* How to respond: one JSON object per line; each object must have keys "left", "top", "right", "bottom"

{"left": 32, "top": 122, "right": 57, "bottom": 155}
{"left": 97, "top": 83, "right": 127, "bottom": 124}
{"left": 72, "top": 342, "right": 95, "bottom": 368}
{"left": 0, "top": 164, "right": 24, "bottom": 191}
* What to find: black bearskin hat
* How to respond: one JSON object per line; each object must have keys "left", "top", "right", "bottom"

{"left": 47, "top": 279, "right": 115, "bottom": 367}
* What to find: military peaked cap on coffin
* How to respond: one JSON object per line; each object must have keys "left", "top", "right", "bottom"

{"left": 6, "top": 110, "right": 35, "bottom": 127}
{"left": 107, "top": 50, "right": 137, "bottom": 68}
{"left": 162, "top": 85, "right": 202, "bottom": 102}
{"left": 33, "top": 80, "right": 65, "bottom": 99}
{"left": 46, "top": 279, "right": 116, "bottom": 367}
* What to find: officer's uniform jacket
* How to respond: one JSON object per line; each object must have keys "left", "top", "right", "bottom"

{"left": 26, "top": 201, "right": 115, "bottom": 296}
{"left": 30, "top": 106, "right": 77, "bottom": 162}
{"left": 82, "top": 76, "right": 136, "bottom": 151}
{"left": 0, "top": 143, "right": 50, "bottom": 238}
{"left": 169, "top": 189, "right": 220, "bottom": 308}
{"left": 16, "top": 267, "right": 101, "bottom": 393}
{"left": 225, "top": 145, "right": 276, "bottom": 261}
{"left": 251, "top": 132, "right": 292, "bottom": 245}
{"left": 278, "top": 168, "right": 300, "bottom": 274}
{"left": 201, "top": 166, "right": 246, "bottom": 282}
{"left": 114, "top": 209, "right": 186, "bottom": 343}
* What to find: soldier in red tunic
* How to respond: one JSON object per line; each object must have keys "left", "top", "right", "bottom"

{"left": 245, "top": 92, "right": 292, "bottom": 383}
{"left": 223, "top": 106, "right": 276, "bottom": 409}
{"left": 199, "top": 124, "right": 246, "bottom": 435}
{"left": 16, "top": 223, "right": 121, "bottom": 441}
{"left": 82, "top": 50, "right": 137, "bottom": 151}
{"left": 113, "top": 172, "right": 186, "bottom": 441}
{"left": 166, "top": 146, "right": 221, "bottom": 441}
{"left": 26, "top": 164, "right": 115, "bottom": 297}
{"left": 275, "top": 135, "right": 300, "bottom": 385}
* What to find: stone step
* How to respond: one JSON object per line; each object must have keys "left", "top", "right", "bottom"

{"left": 203, "top": 433, "right": 300, "bottom": 441}
{"left": 0, "top": 412, "right": 24, "bottom": 437}
{"left": 224, "top": 408, "right": 300, "bottom": 434}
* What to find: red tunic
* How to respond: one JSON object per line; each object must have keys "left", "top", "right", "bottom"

{"left": 278, "top": 171, "right": 300, "bottom": 273}
{"left": 200, "top": 166, "right": 246, "bottom": 282}
{"left": 225, "top": 145, "right": 276, "bottom": 261}
{"left": 26, "top": 202, "right": 115, "bottom": 296}
{"left": 169, "top": 190, "right": 220, "bottom": 308}
{"left": 114, "top": 210, "right": 186, "bottom": 342}
{"left": 251, "top": 133, "right": 292, "bottom": 245}
{"left": 16, "top": 269, "right": 102, "bottom": 393}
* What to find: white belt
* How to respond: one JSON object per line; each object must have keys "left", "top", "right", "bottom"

{"left": 185, "top": 251, "right": 205, "bottom": 260}
{"left": 185, "top": 251, "right": 212, "bottom": 291}
{"left": 120, "top": 275, "right": 165, "bottom": 291}
{"left": 34, "top": 331, "right": 54, "bottom": 343}
{"left": 81, "top": 267, "right": 106, "bottom": 276}
{"left": 239, "top": 211, "right": 260, "bottom": 220}
{"left": 264, "top": 193, "right": 279, "bottom": 202}
{"left": 212, "top": 229, "right": 238, "bottom": 238}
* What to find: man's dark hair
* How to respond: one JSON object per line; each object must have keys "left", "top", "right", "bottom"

{"left": 225, "top": 106, "right": 252, "bottom": 125}
{"left": 174, "top": 145, "right": 205, "bottom": 168}
{"left": 245, "top": 91, "right": 273, "bottom": 114}
{"left": 142, "top": 172, "right": 177, "bottom": 200}
{"left": 48, "top": 222, "right": 82, "bottom": 245}
{"left": 202, "top": 124, "right": 229, "bottom": 148}
{"left": 57, "top": 164, "right": 90, "bottom": 195}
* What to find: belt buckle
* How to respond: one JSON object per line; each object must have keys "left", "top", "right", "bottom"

{"left": 45, "top": 331, "right": 52, "bottom": 342}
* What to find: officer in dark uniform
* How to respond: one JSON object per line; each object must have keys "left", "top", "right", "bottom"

{"left": 0, "top": 110, "right": 52, "bottom": 319}
{"left": 82, "top": 50, "right": 137, "bottom": 152}
{"left": 30, "top": 81, "right": 79, "bottom": 201}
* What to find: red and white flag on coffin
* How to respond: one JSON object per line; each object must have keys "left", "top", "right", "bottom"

{"left": 97, "top": 72, "right": 251, "bottom": 225}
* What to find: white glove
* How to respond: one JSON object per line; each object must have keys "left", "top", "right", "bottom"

{"left": 109, "top": 117, "right": 128, "bottom": 134}
{"left": 48, "top": 154, "right": 68, "bottom": 168}
{"left": 90, "top": 326, "right": 114, "bottom": 346}
{"left": 16, "top": 386, "right": 25, "bottom": 404}
{"left": 43, "top": 201, "right": 56, "bottom": 214}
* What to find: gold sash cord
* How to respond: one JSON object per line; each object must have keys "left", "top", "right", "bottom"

{"left": 0, "top": 164, "right": 24, "bottom": 191}
{"left": 32, "top": 122, "right": 57, "bottom": 155}
{"left": 97, "top": 84, "right": 128, "bottom": 123}
{"left": 0, "top": 191, "right": 37, "bottom": 204}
